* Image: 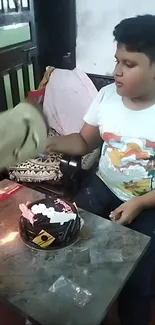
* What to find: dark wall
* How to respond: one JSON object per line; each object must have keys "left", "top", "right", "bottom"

{"left": 34, "top": 0, "right": 76, "bottom": 77}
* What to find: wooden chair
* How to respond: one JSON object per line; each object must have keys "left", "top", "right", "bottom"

{"left": 0, "top": 48, "right": 40, "bottom": 182}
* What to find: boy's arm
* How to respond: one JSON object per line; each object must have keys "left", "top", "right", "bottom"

{"left": 110, "top": 190, "right": 155, "bottom": 225}
{"left": 138, "top": 189, "right": 155, "bottom": 209}
{"left": 45, "top": 122, "right": 102, "bottom": 156}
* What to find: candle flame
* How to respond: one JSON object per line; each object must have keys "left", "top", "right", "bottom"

{"left": 0, "top": 232, "right": 18, "bottom": 245}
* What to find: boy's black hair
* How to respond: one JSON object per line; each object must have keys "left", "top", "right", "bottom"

{"left": 113, "top": 15, "right": 155, "bottom": 62}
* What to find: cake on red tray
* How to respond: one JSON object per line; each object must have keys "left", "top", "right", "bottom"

{"left": 19, "top": 197, "right": 80, "bottom": 249}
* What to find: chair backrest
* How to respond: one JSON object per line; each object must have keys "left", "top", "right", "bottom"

{"left": 0, "top": 60, "right": 39, "bottom": 112}
{"left": 43, "top": 68, "right": 98, "bottom": 135}
{"left": 28, "top": 71, "right": 115, "bottom": 136}
{"left": 88, "top": 74, "right": 114, "bottom": 91}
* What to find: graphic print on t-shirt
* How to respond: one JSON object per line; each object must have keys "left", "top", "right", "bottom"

{"left": 97, "top": 132, "right": 155, "bottom": 201}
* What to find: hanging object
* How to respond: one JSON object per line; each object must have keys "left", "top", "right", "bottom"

{"left": 13, "top": 0, "right": 21, "bottom": 11}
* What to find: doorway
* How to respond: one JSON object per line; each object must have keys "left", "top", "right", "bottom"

{"left": 34, "top": 0, "right": 76, "bottom": 77}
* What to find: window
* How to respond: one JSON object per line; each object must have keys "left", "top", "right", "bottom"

{"left": 0, "top": 22, "right": 31, "bottom": 49}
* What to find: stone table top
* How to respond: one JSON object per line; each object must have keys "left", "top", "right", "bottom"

{"left": 0, "top": 180, "right": 150, "bottom": 325}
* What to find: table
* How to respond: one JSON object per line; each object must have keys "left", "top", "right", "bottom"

{"left": 0, "top": 180, "right": 150, "bottom": 325}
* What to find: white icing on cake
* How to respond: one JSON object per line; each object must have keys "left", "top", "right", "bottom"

{"left": 31, "top": 204, "right": 47, "bottom": 215}
{"left": 31, "top": 203, "right": 76, "bottom": 225}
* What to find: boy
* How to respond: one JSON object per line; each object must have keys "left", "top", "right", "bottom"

{"left": 46, "top": 15, "right": 155, "bottom": 325}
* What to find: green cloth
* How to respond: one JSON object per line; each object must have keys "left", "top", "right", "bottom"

{"left": 0, "top": 101, "right": 48, "bottom": 168}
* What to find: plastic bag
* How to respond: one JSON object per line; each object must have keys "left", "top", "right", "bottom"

{"left": 49, "top": 276, "right": 92, "bottom": 307}
{"left": 90, "top": 248, "right": 123, "bottom": 264}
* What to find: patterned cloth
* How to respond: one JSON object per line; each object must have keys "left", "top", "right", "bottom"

{"left": 9, "top": 128, "right": 63, "bottom": 183}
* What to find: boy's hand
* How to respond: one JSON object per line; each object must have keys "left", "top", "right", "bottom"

{"left": 44, "top": 137, "right": 54, "bottom": 154}
{"left": 109, "top": 197, "right": 143, "bottom": 225}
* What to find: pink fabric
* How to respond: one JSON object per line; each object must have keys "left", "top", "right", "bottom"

{"left": 43, "top": 68, "right": 98, "bottom": 135}
{"left": 28, "top": 88, "right": 45, "bottom": 104}
{"left": 19, "top": 204, "right": 35, "bottom": 225}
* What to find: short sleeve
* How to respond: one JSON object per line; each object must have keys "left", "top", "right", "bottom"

{"left": 83, "top": 88, "right": 105, "bottom": 127}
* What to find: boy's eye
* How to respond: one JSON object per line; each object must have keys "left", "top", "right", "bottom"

{"left": 125, "top": 62, "right": 135, "bottom": 68}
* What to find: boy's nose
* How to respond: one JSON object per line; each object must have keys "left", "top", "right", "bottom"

{"left": 114, "top": 64, "right": 123, "bottom": 78}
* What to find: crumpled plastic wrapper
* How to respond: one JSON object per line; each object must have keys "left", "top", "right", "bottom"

{"left": 49, "top": 276, "right": 92, "bottom": 308}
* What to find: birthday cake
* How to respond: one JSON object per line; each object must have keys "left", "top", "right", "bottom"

{"left": 19, "top": 198, "right": 81, "bottom": 250}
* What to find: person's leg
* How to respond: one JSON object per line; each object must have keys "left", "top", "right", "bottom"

{"left": 74, "top": 174, "right": 120, "bottom": 217}
{"left": 118, "top": 208, "right": 155, "bottom": 325}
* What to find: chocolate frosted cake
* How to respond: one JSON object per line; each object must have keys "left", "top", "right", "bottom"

{"left": 19, "top": 198, "right": 80, "bottom": 250}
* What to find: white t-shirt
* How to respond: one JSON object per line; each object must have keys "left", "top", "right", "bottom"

{"left": 84, "top": 83, "right": 155, "bottom": 201}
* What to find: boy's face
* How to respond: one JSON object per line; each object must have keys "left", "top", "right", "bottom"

{"left": 114, "top": 44, "right": 155, "bottom": 99}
